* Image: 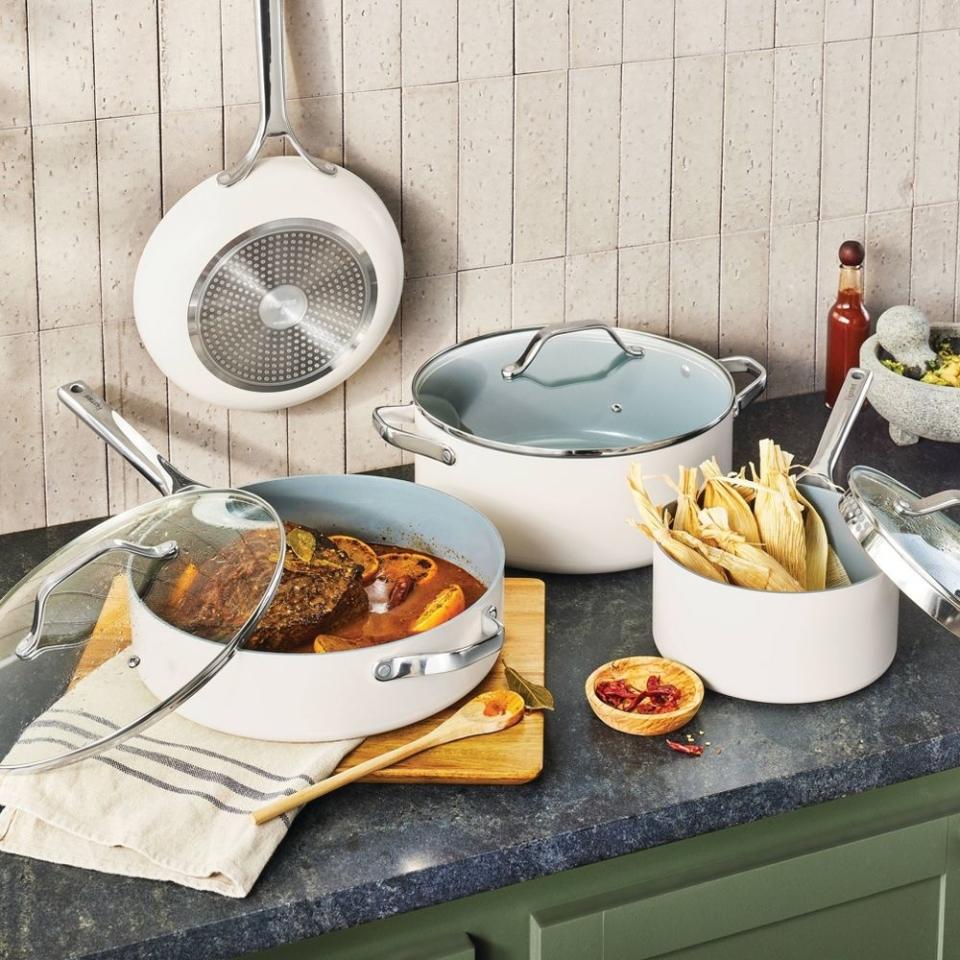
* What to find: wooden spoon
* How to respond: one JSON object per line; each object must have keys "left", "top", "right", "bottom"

{"left": 252, "top": 690, "right": 526, "bottom": 825}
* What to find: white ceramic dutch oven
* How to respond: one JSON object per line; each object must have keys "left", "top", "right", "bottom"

{"left": 0, "top": 384, "right": 506, "bottom": 773}
{"left": 651, "top": 369, "right": 960, "bottom": 703}
{"left": 374, "top": 322, "right": 766, "bottom": 573}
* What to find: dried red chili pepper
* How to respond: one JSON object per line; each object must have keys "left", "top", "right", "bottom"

{"left": 595, "top": 675, "right": 682, "bottom": 715}
{"left": 387, "top": 575, "right": 415, "bottom": 608}
{"left": 666, "top": 739, "right": 704, "bottom": 757}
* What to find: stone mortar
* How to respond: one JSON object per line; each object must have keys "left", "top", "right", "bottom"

{"left": 860, "top": 323, "right": 960, "bottom": 445}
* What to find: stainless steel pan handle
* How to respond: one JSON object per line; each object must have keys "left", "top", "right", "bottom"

{"left": 718, "top": 356, "right": 767, "bottom": 415}
{"left": 218, "top": 0, "right": 336, "bottom": 186}
{"left": 373, "top": 606, "right": 504, "bottom": 681}
{"left": 804, "top": 367, "right": 873, "bottom": 487}
{"left": 372, "top": 403, "right": 456, "bottom": 465}
{"left": 502, "top": 322, "right": 645, "bottom": 381}
{"left": 57, "top": 381, "right": 198, "bottom": 496}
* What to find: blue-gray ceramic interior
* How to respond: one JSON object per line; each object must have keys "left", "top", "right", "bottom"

{"left": 244, "top": 474, "right": 505, "bottom": 585}
{"left": 412, "top": 328, "right": 736, "bottom": 452}
{"left": 801, "top": 484, "right": 881, "bottom": 583}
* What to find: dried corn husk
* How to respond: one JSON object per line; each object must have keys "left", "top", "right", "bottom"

{"left": 796, "top": 491, "right": 828, "bottom": 591}
{"left": 670, "top": 466, "right": 702, "bottom": 537}
{"left": 754, "top": 440, "right": 807, "bottom": 584}
{"left": 699, "top": 506, "right": 730, "bottom": 529}
{"left": 674, "top": 530, "right": 778, "bottom": 591}
{"left": 700, "top": 458, "right": 760, "bottom": 542}
{"left": 627, "top": 467, "right": 727, "bottom": 583}
{"left": 826, "top": 547, "right": 851, "bottom": 587}
{"left": 696, "top": 524, "right": 804, "bottom": 593}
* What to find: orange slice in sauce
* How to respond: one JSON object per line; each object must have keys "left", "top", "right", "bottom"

{"left": 411, "top": 584, "right": 466, "bottom": 633}
{"left": 377, "top": 552, "right": 438, "bottom": 585}
{"left": 330, "top": 535, "right": 380, "bottom": 584}
{"left": 168, "top": 562, "right": 198, "bottom": 608}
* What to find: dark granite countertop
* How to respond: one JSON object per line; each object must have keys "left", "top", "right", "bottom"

{"left": 2, "top": 392, "right": 960, "bottom": 960}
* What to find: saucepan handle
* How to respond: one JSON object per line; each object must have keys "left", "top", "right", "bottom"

{"left": 806, "top": 367, "right": 873, "bottom": 484}
{"left": 218, "top": 0, "right": 336, "bottom": 186}
{"left": 372, "top": 606, "right": 504, "bottom": 681}
{"left": 501, "top": 321, "right": 645, "bottom": 381}
{"left": 718, "top": 356, "right": 767, "bottom": 415}
{"left": 15, "top": 538, "right": 179, "bottom": 661}
{"left": 372, "top": 403, "right": 456, "bottom": 466}
{"left": 57, "top": 381, "right": 198, "bottom": 496}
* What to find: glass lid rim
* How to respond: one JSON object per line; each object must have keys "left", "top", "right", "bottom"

{"left": 0, "top": 486, "right": 288, "bottom": 774}
{"left": 409, "top": 326, "right": 737, "bottom": 458}
{"left": 845, "top": 464, "right": 960, "bottom": 617}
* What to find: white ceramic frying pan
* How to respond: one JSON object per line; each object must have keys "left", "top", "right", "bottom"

{"left": 134, "top": 0, "right": 403, "bottom": 412}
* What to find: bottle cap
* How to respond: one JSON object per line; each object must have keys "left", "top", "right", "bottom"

{"left": 838, "top": 240, "right": 865, "bottom": 267}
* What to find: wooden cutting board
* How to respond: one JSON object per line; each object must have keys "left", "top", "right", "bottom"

{"left": 82, "top": 577, "right": 546, "bottom": 786}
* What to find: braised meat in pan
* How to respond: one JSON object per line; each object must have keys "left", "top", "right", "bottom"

{"left": 155, "top": 523, "right": 486, "bottom": 652}
{"left": 159, "top": 522, "right": 368, "bottom": 651}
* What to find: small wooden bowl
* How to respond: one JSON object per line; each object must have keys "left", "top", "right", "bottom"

{"left": 585, "top": 656, "right": 704, "bottom": 736}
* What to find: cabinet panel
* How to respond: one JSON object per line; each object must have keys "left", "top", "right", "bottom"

{"left": 531, "top": 818, "right": 949, "bottom": 960}
{"left": 657, "top": 878, "right": 941, "bottom": 960}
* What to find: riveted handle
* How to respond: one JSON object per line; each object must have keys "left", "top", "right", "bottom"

{"left": 501, "top": 322, "right": 645, "bottom": 381}
{"left": 372, "top": 403, "right": 456, "bottom": 465}
{"left": 373, "top": 606, "right": 504, "bottom": 681}
{"left": 806, "top": 367, "right": 872, "bottom": 484}
{"left": 718, "top": 356, "right": 767, "bottom": 415}
{"left": 58, "top": 381, "right": 198, "bottom": 496}
{"left": 218, "top": 0, "right": 336, "bottom": 186}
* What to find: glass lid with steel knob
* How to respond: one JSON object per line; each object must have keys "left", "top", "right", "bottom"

{"left": 411, "top": 322, "right": 767, "bottom": 457}
{"left": 841, "top": 467, "right": 960, "bottom": 637}
{"left": 0, "top": 488, "right": 285, "bottom": 773}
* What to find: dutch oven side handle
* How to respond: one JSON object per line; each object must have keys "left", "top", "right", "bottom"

{"left": 372, "top": 403, "right": 456, "bottom": 466}
{"left": 718, "top": 357, "right": 767, "bottom": 416}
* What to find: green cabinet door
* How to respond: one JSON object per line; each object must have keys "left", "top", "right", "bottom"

{"left": 531, "top": 818, "right": 951, "bottom": 960}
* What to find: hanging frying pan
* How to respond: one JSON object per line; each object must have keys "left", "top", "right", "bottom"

{"left": 134, "top": 0, "right": 403, "bottom": 412}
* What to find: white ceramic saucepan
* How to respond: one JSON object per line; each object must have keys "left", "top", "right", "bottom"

{"left": 652, "top": 369, "right": 910, "bottom": 704}
{"left": 0, "top": 384, "right": 505, "bottom": 772}
{"left": 374, "top": 322, "right": 767, "bottom": 573}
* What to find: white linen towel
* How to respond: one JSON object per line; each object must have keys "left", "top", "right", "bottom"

{"left": 0, "top": 653, "right": 360, "bottom": 897}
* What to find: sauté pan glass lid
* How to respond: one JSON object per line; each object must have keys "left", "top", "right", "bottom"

{"left": 411, "top": 322, "right": 766, "bottom": 456}
{"left": 841, "top": 467, "right": 960, "bottom": 637}
{"left": 0, "top": 488, "right": 285, "bottom": 773}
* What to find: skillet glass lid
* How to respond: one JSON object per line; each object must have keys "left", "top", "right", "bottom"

{"left": 412, "top": 326, "right": 737, "bottom": 455}
{"left": 0, "top": 489, "right": 284, "bottom": 773}
{"left": 842, "top": 467, "right": 960, "bottom": 637}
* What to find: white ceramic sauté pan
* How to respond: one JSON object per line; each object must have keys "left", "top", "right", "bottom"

{"left": 19, "top": 382, "right": 508, "bottom": 757}
{"left": 374, "top": 322, "right": 767, "bottom": 574}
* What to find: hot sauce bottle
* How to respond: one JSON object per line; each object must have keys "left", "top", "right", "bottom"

{"left": 825, "top": 240, "right": 870, "bottom": 408}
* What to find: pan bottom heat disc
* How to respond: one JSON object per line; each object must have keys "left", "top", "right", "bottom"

{"left": 187, "top": 218, "right": 378, "bottom": 392}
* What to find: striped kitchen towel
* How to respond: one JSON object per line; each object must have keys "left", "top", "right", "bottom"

{"left": 0, "top": 653, "right": 360, "bottom": 897}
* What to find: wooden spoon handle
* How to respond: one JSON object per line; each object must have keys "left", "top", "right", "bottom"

{"left": 252, "top": 728, "right": 448, "bottom": 825}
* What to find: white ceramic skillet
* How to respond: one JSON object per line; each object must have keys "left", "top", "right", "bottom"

{"left": 52, "top": 382, "right": 505, "bottom": 745}
{"left": 374, "top": 322, "right": 767, "bottom": 574}
{"left": 134, "top": 0, "right": 403, "bottom": 412}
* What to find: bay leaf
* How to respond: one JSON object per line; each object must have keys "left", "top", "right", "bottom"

{"left": 287, "top": 527, "right": 316, "bottom": 564}
{"left": 504, "top": 663, "right": 554, "bottom": 711}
